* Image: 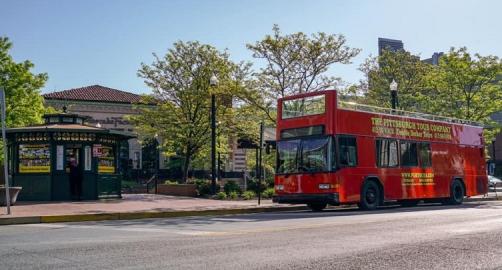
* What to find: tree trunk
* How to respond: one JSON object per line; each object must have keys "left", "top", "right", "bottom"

{"left": 181, "top": 153, "right": 191, "bottom": 183}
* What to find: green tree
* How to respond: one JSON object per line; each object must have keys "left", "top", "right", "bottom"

{"left": 132, "top": 41, "right": 251, "bottom": 182}
{"left": 361, "top": 50, "right": 432, "bottom": 111}
{"left": 0, "top": 37, "right": 48, "bottom": 127}
{"left": 245, "top": 25, "right": 360, "bottom": 122}
{"left": 425, "top": 47, "right": 502, "bottom": 122}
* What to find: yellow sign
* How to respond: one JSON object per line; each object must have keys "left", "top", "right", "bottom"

{"left": 401, "top": 172, "right": 435, "bottom": 186}
{"left": 19, "top": 165, "right": 50, "bottom": 173}
{"left": 98, "top": 166, "right": 115, "bottom": 174}
{"left": 371, "top": 117, "right": 452, "bottom": 141}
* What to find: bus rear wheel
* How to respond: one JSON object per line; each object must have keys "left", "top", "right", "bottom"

{"left": 358, "top": 181, "right": 381, "bottom": 210}
{"left": 307, "top": 202, "right": 327, "bottom": 212}
{"left": 444, "top": 180, "right": 465, "bottom": 205}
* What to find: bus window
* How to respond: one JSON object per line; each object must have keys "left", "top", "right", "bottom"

{"left": 338, "top": 136, "right": 357, "bottom": 166}
{"left": 277, "top": 140, "right": 300, "bottom": 174}
{"left": 300, "top": 137, "right": 329, "bottom": 172}
{"left": 376, "top": 139, "right": 398, "bottom": 167}
{"left": 282, "top": 95, "right": 325, "bottom": 119}
{"left": 400, "top": 141, "right": 418, "bottom": 167}
{"left": 418, "top": 143, "right": 432, "bottom": 168}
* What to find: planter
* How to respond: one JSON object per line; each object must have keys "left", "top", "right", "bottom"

{"left": 156, "top": 184, "right": 197, "bottom": 197}
{"left": 0, "top": 186, "right": 22, "bottom": 206}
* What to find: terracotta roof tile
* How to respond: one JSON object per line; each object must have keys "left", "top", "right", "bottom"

{"left": 43, "top": 85, "right": 142, "bottom": 104}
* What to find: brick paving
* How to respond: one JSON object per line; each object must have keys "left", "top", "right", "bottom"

{"left": 0, "top": 194, "right": 277, "bottom": 218}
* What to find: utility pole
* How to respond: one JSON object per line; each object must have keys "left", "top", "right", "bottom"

{"left": 0, "top": 87, "right": 11, "bottom": 215}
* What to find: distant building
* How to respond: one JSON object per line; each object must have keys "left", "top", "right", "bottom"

{"left": 43, "top": 85, "right": 248, "bottom": 179}
{"left": 378, "top": 38, "right": 404, "bottom": 55}
{"left": 490, "top": 112, "right": 502, "bottom": 173}
{"left": 43, "top": 85, "right": 159, "bottom": 173}
{"left": 422, "top": 52, "right": 444, "bottom": 66}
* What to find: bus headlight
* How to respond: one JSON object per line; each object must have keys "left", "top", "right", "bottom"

{"left": 319, "top": 183, "right": 330, "bottom": 190}
{"left": 276, "top": 184, "right": 284, "bottom": 191}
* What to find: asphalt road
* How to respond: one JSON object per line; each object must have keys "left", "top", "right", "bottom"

{"left": 1, "top": 201, "right": 502, "bottom": 270}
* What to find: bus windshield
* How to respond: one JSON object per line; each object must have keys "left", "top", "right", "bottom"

{"left": 277, "top": 136, "right": 331, "bottom": 174}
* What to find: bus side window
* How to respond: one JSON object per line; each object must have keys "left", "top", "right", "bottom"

{"left": 418, "top": 143, "right": 432, "bottom": 168}
{"left": 376, "top": 139, "right": 398, "bottom": 167}
{"left": 400, "top": 141, "right": 418, "bottom": 167}
{"left": 338, "top": 136, "right": 357, "bottom": 167}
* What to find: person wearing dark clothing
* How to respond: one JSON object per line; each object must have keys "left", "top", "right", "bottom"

{"left": 69, "top": 158, "right": 81, "bottom": 200}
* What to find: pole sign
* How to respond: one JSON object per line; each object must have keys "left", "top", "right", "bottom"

{"left": 0, "top": 88, "right": 11, "bottom": 215}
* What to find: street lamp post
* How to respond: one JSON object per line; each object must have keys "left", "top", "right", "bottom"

{"left": 154, "top": 133, "right": 159, "bottom": 194}
{"left": 210, "top": 74, "right": 219, "bottom": 194}
{"left": 390, "top": 79, "right": 398, "bottom": 111}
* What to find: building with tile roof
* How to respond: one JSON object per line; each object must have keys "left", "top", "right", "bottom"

{"left": 43, "top": 85, "right": 162, "bottom": 177}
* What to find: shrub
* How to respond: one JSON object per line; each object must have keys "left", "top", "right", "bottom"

{"left": 195, "top": 179, "right": 220, "bottom": 196}
{"left": 247, "top": 178, "right": 266, "bottom": 193}
{"left": 224, "top": 181, "right": 242, "bottom": 195}
{"left": 228, "top": 191, "right": 239, "bottom": 200}
{"left": 216, "top": 192, "right": 227, "bottom": 200}
{"left": 242, "top": 191, "right": 256, "bottom": 200}
{"left": 261, "top": 188, "right": 275, "bottom": 199}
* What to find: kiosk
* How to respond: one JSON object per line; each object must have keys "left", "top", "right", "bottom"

{"left": 6, "top": 113, "right": 135, "bottom": 201}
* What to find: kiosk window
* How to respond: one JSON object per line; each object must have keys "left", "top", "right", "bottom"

{"left": 18, "top": 144, "right": 51, "bottom": 173}
{"left": 338, "top": 136, "right": 357, "bottom": 166}
{"left": 98, "top": 146, "right": 115, "bottom": 174}
{"left": 400, "top": 141, "right": 418, "bottom": 167}
{"left": 418, "top": 143, "right": 432, "bottom": 167}
{"left": 376, "top": 139, "right": 398, "bottom": 167}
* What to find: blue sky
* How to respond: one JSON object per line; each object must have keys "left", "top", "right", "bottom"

{"left": 1, "top": 0, "right": 501, "bottom": 94}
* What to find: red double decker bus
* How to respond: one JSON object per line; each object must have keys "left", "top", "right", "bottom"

{"left": 273, "top": 90, "right": 488, "bottom": 211}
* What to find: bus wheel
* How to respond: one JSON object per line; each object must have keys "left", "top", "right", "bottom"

{"left": 397, "top": 200, "right": 419, "bottom": 207}
{"left": 359, "top": 181, "right": 380, "bottom": 210}
{"left": 445, "top": 180, "right": 465, "bottom": 205}
{"left": 307, "top": 202, "right": 327, "bottom": 212}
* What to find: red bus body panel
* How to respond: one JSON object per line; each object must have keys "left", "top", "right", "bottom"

{"left": 275, "top": 90, "right": 487, "bottom": 204}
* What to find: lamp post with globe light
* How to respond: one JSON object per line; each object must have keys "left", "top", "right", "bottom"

{"left": 209, "top": 74, "right": 218, "bottom": 194}
{"left": 390, "top": 79, "right": 398, "bottom": 111}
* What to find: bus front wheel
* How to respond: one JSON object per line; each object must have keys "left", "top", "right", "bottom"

{"left": 358, "top": 181, "right": 380, "bottom": 210}
{"left": 307, "top": 202, "right": 327, "bottom": 212}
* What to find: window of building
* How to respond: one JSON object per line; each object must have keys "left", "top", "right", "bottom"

{"left": 400, "top": 141, "right": 418, "bottom": 167}
{"left": 338, "top": 136, "right": 357, "bottom": 166}
{"left": 418, "top": 143, "right": 432, "bottom": 168}
{"left": 376, "top": 139, "right": 398, "bottom": 167}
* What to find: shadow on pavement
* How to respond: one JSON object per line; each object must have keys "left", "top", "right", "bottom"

{"left": 79, "top": 200, "right": 500, "bottom": 228}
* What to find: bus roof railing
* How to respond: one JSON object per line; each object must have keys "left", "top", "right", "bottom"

{"left": 337, "top": 100, "right": 484, "bottom": 127}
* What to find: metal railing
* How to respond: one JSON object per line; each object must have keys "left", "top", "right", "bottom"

{"left": 337, "top": 101, "right": 484, "bottom": 127}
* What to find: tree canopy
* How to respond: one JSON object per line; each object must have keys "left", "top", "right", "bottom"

{"left": 361, "top": 47, "right": 502, "bottom": 141}
{"left": 0, "top": 37, "right": 48, "bottom": 127}
{"left": 132, "top": 41, "right": 254, "bottom": 182}
{"left": 245, "top": 25, "right": 361, "bottom": 122}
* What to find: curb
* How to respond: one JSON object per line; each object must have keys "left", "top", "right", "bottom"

{"left": 0, "top": 206, "right": 308, "bottom": 226}
{"left": 465, "top": 197, "right": 502, "bottom": 202}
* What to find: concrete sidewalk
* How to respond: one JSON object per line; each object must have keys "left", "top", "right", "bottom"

{"left": 0, "top": 194, "right": 305, "bottom": 225}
